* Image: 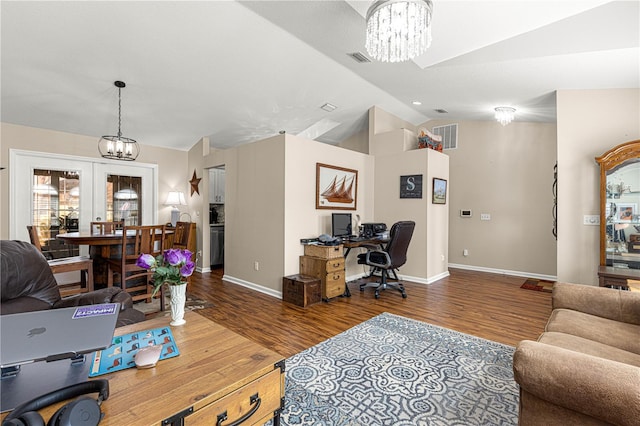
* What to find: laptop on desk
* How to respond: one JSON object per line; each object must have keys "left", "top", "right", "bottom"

{"left": 1, "top": 304, "right": 119, "bottom": 412}
{"left": 1, "top": 303, "right": 120, "bottom": 368}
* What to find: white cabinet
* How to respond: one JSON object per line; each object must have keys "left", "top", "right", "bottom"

{"left": 209, "top": 168, "right": 225, "bottom": 204}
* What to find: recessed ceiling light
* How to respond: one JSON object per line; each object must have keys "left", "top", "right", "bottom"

{"left": 412, "top": 101, "right": 422, "bottom": 105}
{"left": 320, "top": 103, "right": 337, "bottom": 112}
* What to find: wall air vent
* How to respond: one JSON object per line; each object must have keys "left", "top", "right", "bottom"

{"left": 347, "top": 52, "right": 372, "bottom": 63}
{"left": 432, "top": 123, "right": 458, "bottom": 150}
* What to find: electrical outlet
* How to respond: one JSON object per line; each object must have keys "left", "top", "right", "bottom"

{"left": 463, "top": 249, "right": 469, "bottom": 256}
{"left": 440, "top": 254, "right": 445, "bottom": 261}
{"left": 583, "top": 215, "right": 600, "bottom": 225}
{"left": 254, "top": 261, "right": 259, "bottom": 271}
{"left": 480, "top": 214, "right": 491, "bottom": 221}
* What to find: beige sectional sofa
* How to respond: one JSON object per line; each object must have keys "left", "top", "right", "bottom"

{"left": 513, "top": 282, "right": 640, "bottom": 426}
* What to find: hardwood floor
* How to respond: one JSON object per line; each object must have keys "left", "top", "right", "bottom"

{"left": 180, "top": 268, "right": 552, "bottom": 358}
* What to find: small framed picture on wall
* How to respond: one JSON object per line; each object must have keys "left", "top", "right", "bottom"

{"left": 432, "top": 178, "right": 447, "bottom": 204}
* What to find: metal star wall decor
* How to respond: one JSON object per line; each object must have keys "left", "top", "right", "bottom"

{"left": 189, "top": 170, "right": 201, "bottom": 196}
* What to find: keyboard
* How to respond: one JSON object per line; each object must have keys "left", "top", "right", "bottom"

{"left": 348, "top": 236, "right": 367, "bottom": 242}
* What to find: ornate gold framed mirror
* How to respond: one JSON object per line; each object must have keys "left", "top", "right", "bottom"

{"left": 596, "top": 140, "right": 640, "bottom": 280}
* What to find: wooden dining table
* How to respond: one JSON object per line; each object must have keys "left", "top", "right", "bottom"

{"left": 57, "top": 230, "right": 173, "bottom": 289}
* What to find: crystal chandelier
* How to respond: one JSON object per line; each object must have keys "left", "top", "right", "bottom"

{"left": 98, "top": 81, "right": 140, "bottom": 161}
{"left": 365, "top": 0, "right": 433, "bottom": 63}
{"left": 494, "top": 107, "right": 516, "bottom": 126}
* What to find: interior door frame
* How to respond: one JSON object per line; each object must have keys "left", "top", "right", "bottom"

{"left": 10, "top": 149, "right": 158, "bottom": 241}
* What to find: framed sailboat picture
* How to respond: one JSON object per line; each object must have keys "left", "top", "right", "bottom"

{"left": 316, "top": 163, "right": 358, "bottom": 210}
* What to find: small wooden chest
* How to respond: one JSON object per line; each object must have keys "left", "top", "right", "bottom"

{"left": 282, "top": 274, "right": 321, "bottom": 307}
{"left": 304, "top": 244, "right": 343, "bottom": 259}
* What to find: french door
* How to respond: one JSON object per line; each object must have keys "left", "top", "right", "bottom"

{"left": 10, "top": 150, "right": 157, "bottom": 249}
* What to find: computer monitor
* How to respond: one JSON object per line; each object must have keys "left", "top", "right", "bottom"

{"left": 332, "top": 213, "right": 352, "bottom": 238}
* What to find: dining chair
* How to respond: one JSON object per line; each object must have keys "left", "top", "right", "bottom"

{"left": 171, "top": 222, "right": 193, "bottom": 251}
{"left": 171, "top": 221, "right": 194, "bottom": 282}
{"left": 26, "top": 225, "right": 94, "bottom": 297}
{"left": 90, "top": 220, "right": 123, "bottom": 235}
{"left": 106, "top": 224, "right": 167, "bottom": 311}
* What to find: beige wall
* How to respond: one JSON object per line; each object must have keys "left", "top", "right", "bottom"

{"left": 421, "top": 119, "right": 558, "bottom": 278}
{"left": 0, "top": 123, "right": 189, "bottom": 240}
{"left": 557, "top": 88, "right": 640, "bottom": 285}
{"left": 370, "top": 105, "right": 417, "bottom": 135}
{"left": 284, "top": 134, "right": 374, "bottom": 281}
{"left": 373, "top": 147, "right": 449, "bottom": 282}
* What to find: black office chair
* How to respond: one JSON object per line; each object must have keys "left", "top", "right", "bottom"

{"left": 357, "top": 221, "right": 415, "bottom": 299}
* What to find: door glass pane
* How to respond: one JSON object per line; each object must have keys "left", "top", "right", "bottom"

{"left": 32, "top": 169, "right": 80, "bottom": 259}
{"left": 107, "top": 175, "right": 142, "bottom": 226}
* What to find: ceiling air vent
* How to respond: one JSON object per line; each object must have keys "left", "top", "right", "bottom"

{"left": 434, "top": 109, "right": 448, "bottom": 114}
{"left": 432, "top": 123, "right": 458, "bottom": 150}
{"left": 348, "top": 52, "right": 371, "bottom": 63}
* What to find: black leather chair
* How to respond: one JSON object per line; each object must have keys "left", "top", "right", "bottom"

{"left": 357, "top": 221, "right": 415, "bottom": 299}
{"left": 1, "top": 240, "right": 145, "bottom": 327}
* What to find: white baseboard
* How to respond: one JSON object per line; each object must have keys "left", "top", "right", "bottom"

{"left": 223, "top": 274, "right": 282, "bottom": 299}
{"left": 346, "top": 270, "right": 451, "bottom": 286}
{"left": 197, "top": 266, "right": 211, "bottom": 273}
{"left": 448, "top": 263, "right": 557, "bottom": 281}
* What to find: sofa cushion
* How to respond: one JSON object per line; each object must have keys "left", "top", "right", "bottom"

{"left": 539, "top": 331, "right": 640, "bottom": 367}
{"left": 0, "top": 296, "right": 51, "bottom": 315}
{"left": 546, "top": 308, "right": 640, "bottom": 355}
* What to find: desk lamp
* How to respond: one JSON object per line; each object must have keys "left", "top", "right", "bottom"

{"left": 165, "top": 191, "right": 186, "bottom": 227}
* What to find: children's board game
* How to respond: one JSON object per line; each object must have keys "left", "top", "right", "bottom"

{"left": 89, "top": 326, "right": 179, "bottom": 377}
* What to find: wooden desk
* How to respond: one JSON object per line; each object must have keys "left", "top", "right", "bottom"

{"left": 342, "top": 237, "right": 388, "bottom": 258}
{"left": 1, "top": 312, "right": 285, "bottom": 425}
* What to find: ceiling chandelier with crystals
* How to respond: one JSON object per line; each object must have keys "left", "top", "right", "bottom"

{"left": 365, "top": 0, "right": 433, "bottom": 63}
{"left": 98, "top": 81, "right": 140, "bottom": 161}
{"left": 494, "top": 107, "right": 516, "bottom": 126}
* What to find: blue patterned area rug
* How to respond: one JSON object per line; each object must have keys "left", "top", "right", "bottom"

{"left": 277, "top": 313, "right": 518, "bottom": 426}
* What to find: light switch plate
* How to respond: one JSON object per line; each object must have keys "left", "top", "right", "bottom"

{"left": 480, "top": 213, "right": 491, "bottom": 221}
{"left": 583, "top": 215, "right": 600, "bottom": 225}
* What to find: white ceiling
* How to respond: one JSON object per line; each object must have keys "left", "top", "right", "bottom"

{"left": 1, "top": 1, "right": 638, "bottom": 152}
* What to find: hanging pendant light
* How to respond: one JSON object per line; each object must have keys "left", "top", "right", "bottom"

{"left": 365, "top": 0, "right": 433, "bottom": 63}
{"left": 494, "top": 107, "right": 516, "bottom": 126}
{"left": 98, "top": 81, "right": 140, "bottom": 161}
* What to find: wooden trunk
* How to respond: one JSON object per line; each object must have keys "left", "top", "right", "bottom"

{"left": 282, "top": 274, "right": 321, "bottom": 307}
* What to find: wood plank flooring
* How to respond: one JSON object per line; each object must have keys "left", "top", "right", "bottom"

{"left": 179, "top": 268, "right": 552, "bottom": 358}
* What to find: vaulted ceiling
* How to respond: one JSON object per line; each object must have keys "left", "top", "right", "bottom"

{"left": 1, "top": 1, "right": 638, "bottom": 151}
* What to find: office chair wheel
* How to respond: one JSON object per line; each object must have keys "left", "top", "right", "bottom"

{"left": 375, "top": 291, "right": 380, "bottom": 299}
{"left": 402, "top": 292, "right": 407, "bottom": 298}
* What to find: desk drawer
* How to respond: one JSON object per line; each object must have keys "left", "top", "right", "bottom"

{"left": 299, "top": 256, "right": 344, "bottom": 276}
{"left": 186, "top": 368, "right": 283, "bottom": 425}
{"left": 325, "top": 258, "right": 345, "bottom": 273}
{"left": 324, "top": 271, "right": 345, "bottom": 299}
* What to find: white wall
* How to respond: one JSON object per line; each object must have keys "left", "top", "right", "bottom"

{"left": 557, "top": 88, "right": 640, "bottom": 285}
